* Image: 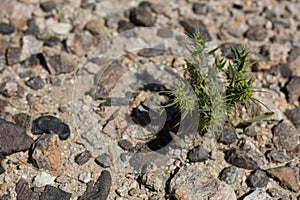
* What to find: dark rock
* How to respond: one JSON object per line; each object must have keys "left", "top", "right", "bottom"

{"left": 137, "top": 48, "right": 164, "bottom": 57}
{"left": 40, "top": 1, "right": 56, "bottom": 12}
{"left": 179, "top": 19, "right": 212, "bottom": 41}
{"left": 220, "top": 42, "right": 243, "bottom": 59}
{"left": 285, "top": 76, "right": 300, "bottom": 103}
{"left": 0, "top": 164, "right": 5, "bottom": 174}
{"left": 266, "top": 148, "right": 291, "bottom": 163}
{"left": 78, "top": 170, "right": 112, "bottom": 200}
{"left": 95, "top": 153, "right": 112, "bottom": 168}
{"left": 117, "top": 20, "right": 135, "bottom": 33}
{"left": 12, "top": 113, "right": 31, "bottom": 130}
{"left": 25, "top": 19, "right": 40, "bottom": 35}
{"left": 187, "top": 145, "right": 209, "bottom": 162}
{"left": 217, "top": 122, "right": 238, "bottom": 145}
{"left": 219, "top": 166, "right": 238, "bottom": 184}
{"left": 25, "top": 76, "right": 45, "bottom": 90}
{"left": 245, "top": 26, "right": 268, "bottom": 41}
{"left": 18, "top": 70, "right": 36, "bottom": 79}
{"left": 192, "top": 2, "right": 208, "bottom": 15}
{"left": 247, "top": 169, "right": 269, "bottom": 188}
{"left": 0, "top": 22, "right": 15, "bottom": 35}
{"left": 129, "top": 6, "right": 155, "bottom": 27}
{"left": 287, "top": 47, "right": 300, "bottom": 76}
{"left": 139, "top": 1, "right": 152, "bottom": 7}
{"left": 40, "top": 185, "right": 71, "bottom": 200}
{"left": 22, "top": 54, "right": 41, "bottom": 68}
{"left": 0, "top": 118, "right": 34, "bottom": 173}
{"left": 225, "top": 139, "right": 265, "bottom": 169}
{"left": 31, "top": 115, "right": 71, "bottom": 140}
{"left": 16, "top": 178, "right": 33, "bottom": 200}
{"left": 0, "top": 79, "right": 24, "bottom": 98}
{"left": 267, "top": 166, "right": 300, "bottom": 192}
{"left": 267, "top": 188, "right": 288, "bottom": 199}
{"left": 43, "top": 37, "right": 61, "bottom": 47}
{"left": 44, "top": 53, "right": 77, "bottom": 75}
{"left": 157, "top": 28, "right": 173, "bottom": 38}
{"left": 6, "top": 47, "right": 21, "bottom": 65}
{"left": 285, "top": 107, "right": 300, "bottom": 128}
{"left": 270, "top": 63, "right": 293, "bottom": 78}
{"left": 272, "top": 120, "right": 299, "bottom": 151}
{"left": 118, "top": 139, "right": 134, "bottom": 151}
{"left": 75, "top": 150, "right": 92, "bottom": 165}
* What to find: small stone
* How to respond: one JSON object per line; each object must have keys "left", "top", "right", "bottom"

{"left": 20, "top": 36, "right": 43, "bottom": 61}
{"left": 117, "top": 20, "right": 135, "bottom": 33}
{"left": 31, "top": 115, "right": 71, "bottom": 140}
{"left": 25, "top": 19, "right": 39, "bottom": 35}
{"left": 225, "top": 139, "right": 265, "bottom": 169}
{"left": 247, "top": 169, "right": 269, "bottom": 188}
{"left": 139, "top": 169, "right": 169, "bottom": 192}
{"left": 55, "top": 175, "right": 69, "bottom": 184}
{"left": 50, "top": 23, "right": 72, "bottom": 35}
{"left": 25, "top": 76, "right": 45, "bottom": 90}
{"left": 118, "top": 139, "right": 134, "bottom": 151}
{"left": 217, "top": 122, "right": 238, "bottom": 145}
{"left": 43, "top": 37, "right": 61, "bottom": 47}
{"left": 0, "top": 22, "right": 15, "bottom": 35}
{"left": 6, "top": 47, "right": 21, "bottom": 65}
{"left": 179, "top": 19, "right": 212, "bottom": 41}
{"left": 75, "top": 150, "right": 92, "bottom": 165}
{"left": 271, "top": 63, "right": 293, "bottom": 78}
{"left": 267, "top": 188, "right": 288, "bottom": 199}
{"left": 95, "top": 153, "right": 112, "bottom": 168}
{"left": 78, "top": 170, "right": 112, "bottom": 200}
{"left": 85, "top": 18, "right": 105, "bottom": 36}
{"left": 44, "top": 52, "right": 77, "bottom": 75}
{"left": 40, "top": 185, "right": 71, "bottom": 200}
{"left": 243, "top": 189, "right": 272, "bottom": 200}
{"left": 285, "top": 76, "right": 300, "bottom": 103}
{"left": 16, "top": 178, "right": 33, "bottom": 200}
{"left": 0, "top": 80, "right": 24, "bottom": 98}
{"left": 285, "top": 107, "right": 300, "bottom": 128}
{"left": 287, "top": 47, "right": 300, "bottom": 76}
{"left": 220, "top": 42, "right": 243, "bottom": 59}
{"left": 272, "top": 120, "right": 299, "bottom": 151}
{"left": 187, "top": 145, "right": 209, "bottom": 162}
{"left": 137, "top": 48, "right": 164, "bottom": 57}
{"left": 266, "top": 149, "right": 291, "bottom": 163}
{"left": 226, "top": 19, "right": 248, "bottom": 38}
{"left": 129, "top": 6, "right": 155, "bottom": 27}
{"left": 12, "top": 113, "right": 31, "bottom": 130}
{"left": 192, "top": 2, "right": 208, "bottom": 15}
{"left": 66, "top": 31, "right": 94, "bottom": 56}
{"left": 156, "top": 28, "right": 173, "bottom": 38}
{"left": 79, "top": 171, "right": 91, "bottom": 183}
{"left": 11, "top": 3, "right": 33, "bottom": 30}
{"left": 40, "top": 1, "right": 56, "bottom": 12}
{"left": 30, "top": 134, "right": 62, "bottom": 171}
{"left": 34, "top": 172, "right": 56, "bottom": 188}
{"left": 245, "top": 26, "right": 268, "bottom": 41}
{"left": 267, "top": 166, "right": 300, "bottom": 192}
{"left": 219, "top": 166, "right": 238, "bottom": 185}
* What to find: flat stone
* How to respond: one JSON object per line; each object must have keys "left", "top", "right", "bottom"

{"left": 187, "top": 145, "right": 209, "bottom": 162}
{"left": 44, "top": 52, "right": 77, "bottom": 75}
{"left": 95, "top": 153, "right": 112, "bottom": 168}
{"left": 129, "top": 6, "right": 155, "bottom": 27}
{"left": 25, "top": 76, "right": 45, "bottom": 90}
{"left": 285, "top": 76, "right": 300, "bottom": 103}
{"left": 40, "top": 185, "right": 71, "bottom": 200}
{"left": 12, "top": 113, "right": 31, "bottom": 130}
{"left": 170, "top": 164, "right": 237, "bottom": 200}
{"left": 0, "top": 22, "right": 15, "bottom": 35}
{"left": 245, "top": 26, "right": 268, "bottom": 41}
{"left": 78, "top": 170, "right": 112, "bottom": 200}
{"left": 225, "top": 139, "right": 265, "bottom": 170}
{"left": 16, "top": 178, "right": 33, "bottom": 200}
{"left": 117, "top": 20, "right": 135, "bottom": 34}
{"left": 118, "top": 139, "right": 134, "bottom": 151}
{"left": 267, "top": 166, "right": 300, "bottom": 192}
{"left": 30, "top": 134, "right": 62, "bottom": 171}
{"left": 6, "top": 47, "right": 21, "bottom": 65}
{"left": 285, "top": 107, "right": 300, "bottom": 129}
{"left": 34, "top": 172, "right": 56, "bottom": 188}
{"left": 247, "top": 169, "right": 269, "bottom": 188}
{"left": 179, "top": 19, "right": 212, "bottom": 41}
{"left": 272, "top": 120, "right": 299, "bottom": 151}
{"left": 219, "top": 166, "right": 238, "bottom": 185}
{"left": 75, "top": 150, "right": 92, "bottom": 165}
{"left": 156, "top": 28, "right": 173, "bottom": 38}
{"left": 243, "top": 189, "right": 272, "bottom": 200}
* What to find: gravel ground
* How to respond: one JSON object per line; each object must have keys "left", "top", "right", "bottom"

{"left": 0, "top": 0, "right": 300, "bottom": 199}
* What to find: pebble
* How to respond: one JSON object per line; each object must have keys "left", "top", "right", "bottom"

{"left": 137, "top": 48, "right": 164, "bottom": 57}
{"left": 243, "top": 189, "right": 272, "bottom": 200}
{"left": 95, "top": 153, "right": 112, "bottom": 168}
{"left": 11, "top": 2, "right": 33, "bottom": 30}
{"left": 285, "top": 107, "right": 300, "bottom": 129}
{"left": 78, "top": 171, "right": 92, "bottom": 183}
{"left": 117, "top": 20, "right": 135, "bottom": 33}
{"left": 267, "top": 166, "right": 300, "bottom": 192}
{"left": 0, "top": 22, "right": 15, "bottom": 35}
{"left": 40, "top": 1, "right": 56, "bottom": 12}
{"left": 16, "top": 178, "right": 33, "bottom": 200}
{"left": 0, "top": 79, "right": 24, "bottom": 98}
{"left": 50, "top": 23, "right": 72, "bottom": 35}
{"left": 6, "top": 47, "right": 22, "bottom": 65}
{"left": 179, "top": 18, "right": 212, "bottom": 41}
{"left": 84, "top": 18, "right": 105, "bottom": 36}
{"left": 75, "top": 150, "right": 92, "bottom": 165}
{"left": 192, "top": 2, "right": 208, "bottom": 15}
{"left": 118, "top": 139, "right": 134, "bottom": 151}
{"left": 270, "top": 63, "right": 293, "bottom": 78}
{"left": 139, "top": 169, "right": 169, "bottom": 192}
{"left": 217, "top": 122, "right": 238, "bottom": 145}
{"left": 78, "top": 170, "right": 112, "bottom": 200}
{"left": 156, "top": 28, "right": 173, "bottom": 38}
{"left": 25, "top": 76, "right": 45, "bottom": 90}
{"left": 0, "top": 52, "right": 6, "bottom": 73}
{"left": 247, "top": 169, "right": 269, "bottom": 188}
{"left": 187, "top": 145, "right": 209, "bottom": 162}
{"left": 226, "top": 19, "right": 248, "bottom": 38}
{"left": 34, "top": 172, "right": 56, "bottom": 188}
{"left": 44, "top": 52, "right": 77, "bottom": 75}
{"left": 31, "top": 115, "right": 71, "bottom": 140}
{"left": 129, "top": 6, "right": 155, "bottom": 27}
{"left": 266, "top": 188, "right": 288, "bottom": 199}
{"left": 266, "top": 149, "right": 291, "bottom": 163}
{"left": 25, "top": 19, "right": 40, "bottom": 35}
{"left": 245, "top": 26, "right": 268, "bottom": 41}
{"left": 20, "top": 35, "right": 43, "bottom": 61}
{"left": 12, "top": 113, "right": 31, "bottom": 130}
{"left": 287, "top": 47, "right": 300, "bottom": 76}
{"left": 284, "top": 76, "right": 300, "bottom": 104}
{"left": 30, "top": 134, "right": 62, "bottom": 171}
{"left": 170, "top": 164, "right": 237, "bottom": 200}
{"left": 272, "top": 120, "right": 299, "bottom": 151}
{"left": 219, "top": 166, "right": 238, "bottom": 185}
{"left": 40, "top": 185, "right": 71, "bottom": 200}
{"left": 225, "top": 139, "right": 265, "bottom": 169}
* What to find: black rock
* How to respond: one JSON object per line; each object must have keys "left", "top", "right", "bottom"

{"left": 220, "top": 43, "right": 243, "bottom": 59}
{"left": 78, "top": 170, "right": 112, "bottom": 200}
{"left": 192, "top": 2, "right": 208, "bottom": 15}
{"left": 40, "top": 185, "right": 71, "bottom": 200}
{"left": 31, "top": 115, "right": 71, "bottom": 140}
{"left": 25, "top": 76, "right": 45, "bottom": 90}
{"left": 129, "top": 6, "right": 155, "bottom": 27}
{"left": 219, "top": 166, "right": 238, "bottom": 184}
{"left": 217, "top": 122, "right": 238, "bottom": 145}
{"left": 284, "top": 76, "right": 300, "bottom": 103}
{"left": 0, "top": 22, "right": 15, "bottom": 35}
{"left": 245, "top": 26, "right": 268, "bottom": 41}
{"left": 75, "top": 150, "right": 92, "bottom": 165}
{"left": 285, "top": 107, "right": 300, "bottom": 128}
{"left": 16, "top": 178, "right": 33, "bottom": 200}
{"left": 266, "top": 149, "right": 291, "bottom": 163}
{"left": 157, "top": 28, "right": 173, "bottom": 38}
{"left": 247, "top": 169, "right": 269, "bottom": 188}
{"left": 95, "top": 153, "right": 112, "bottom": 168}
{"left": 187, "top": 145, "right": 209, "bottom": 162}
{"left": 40, "top": 1, "right": 57, "bottom": 12}
{"left": 138, "top": 48, "right": 164, "bottom": 57}
{"left": 179, "top": 19, "right": 212, "bottom": 41}
{"left": 118, "top": 139, "right": 134, "bottom": 151}
{"left": 6, "top": 47, "right": 21, "bottom": 65}
{"left": 12, "top": 113, "right": 31, "bottom": 130}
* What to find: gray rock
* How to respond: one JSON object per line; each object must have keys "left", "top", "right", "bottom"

{"left": 247, "top": 169, "right": 269, "bottom": 188}
{"left": 243, "top": 189, "right": 272, "bottom": 200}
{"left": 287, "top": 47, "right": 300, "bottom": 76}
{"left": 137, "top": 48, "right": 164, "bottom": 57}
{"left": 6, "top": 47, "right": 21, "bottom": 65}
{"left": 95, "top": 153, "right": 112, "bottom": 168}
{"left": 157, "top": 28, "right": 173, "bottom": 38}
{"left": 118, "top": 139, "right": 134, "bottom": 151}
{"left": 245, "top": 26, "right": 268, "bottom": 41}
{"left": 285, "top": 76, "right": 300, "bottom": 103}
{"left": 85, "top": 18, "right": 105, "bottom": 36}
{"left": 217, "top": 122, "right": 238, "bottom": 145}
{"left": 266, "top": 149, "right": 291, "bottom": 163}
{"left": 16, "top": 178, "right": 33, "bottom": 200}
{"left": 285, "top": 107, "right": 300, "bottom": 128}
{"left": 0, "top": 22, "right": 14, "bottom": 35}
{"left": 192, "top": 2, "right": 208, "bottom": 15}
{"left": 40, "top": 1, "right": 56, "bottom": 12}
{"left": 40, "top": 185, "right": 71, "bottom": 200}
{"left": 187, "top": 145, "right": 209, "bottom": 162}
{"left": 75, "top": 150, "right": 92, "bottom": 165}
{"left": 0, "top": 79, "right": 24, "bottom": 98}
{"left": 0, "top": 52, "right": 6, "bottom": 73}
{"left": 20, "top": 36, "right": 43, "bottom": 61}
{"left": 44, "top": 52, "right": 77, "bottom": 75}
{"left": 139, "top": 169, "right": 169, "bottom": 192}
{"left": 220, "top": 166, "right": 238, "bottom": 185}
{"left": 25, "top": 76, "right": 45, "bottom": 90}
{"left": 267, "top": 188, "right": 288, "bottom": 199}
{"left": 34, "top": 172, "right": 56, "bottom": 188}
{"left": 179, "top": 19, "right": 212, "bottom": 41}
{"left": 129, "top": 6, "right": 155, "bottom": 27}
{"left": 78, "top": 171, "right": 91, "bottom": 183}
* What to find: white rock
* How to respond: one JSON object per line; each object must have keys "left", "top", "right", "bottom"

{"left": 243, "top": 189, "right": 272, "bottom": 200}
{"left": 78, "top": 171, "right": 91, "bottom": 183}
{"left": 20, "top": 36, "right": 43, "bottom": 61}
{"left": 34, "top": 172, "right": 56, "bottom": 188}
{"left": 50, "top": 22, "right": 72, "bottom": 35}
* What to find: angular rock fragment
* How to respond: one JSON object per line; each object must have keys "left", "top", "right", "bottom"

{"left": 95, "top": 153, "right": 112, "bottom": 168}
{"left": 219, "top": 166, "right": 238, "bottom": 185}
{"left": 247, "top": 169, "right": 269, "bottom": 188}
{"left": 179, "top": 19, "right": 212, "bottom": 41}
{"left": 44, "top": 52, "right": 77, "bottom": 75}
{"left": 243, "top": 189, "right": 272, "bottom": 200}
{"left": 245, "top": 26, "right": 268, "bottom": 41}
{"left": 187, "top": 145, "right": 209, "bottom": 162}
{"left": 40, "top": 185, "right": 71, "bottom": 200}
{"left": 0, "top": 22, "right": 15, "bottom": 35}
{"left": 129, "top": 6, "right": 155, "bottom": 27}
{"left": 287, "top": 47, "right": 300, "bottom": 76}
{"left": 40, "top": 1, "right": 56, "bottom": 12}
{"left": 75, "top": 150, "right": 92, "bottom": 165}
{"left": 285, "top": 107, "right": 300, "bottom": 129}
{"left": 25, "top": 76, "right": 45, "bottom": 90}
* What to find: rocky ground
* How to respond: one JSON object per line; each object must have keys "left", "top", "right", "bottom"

{"left": 0, "top": 0, "right": 300, "bottom": 199}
